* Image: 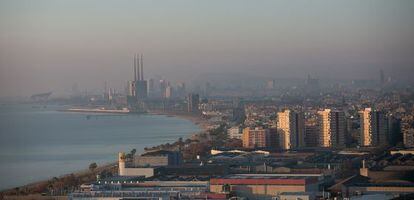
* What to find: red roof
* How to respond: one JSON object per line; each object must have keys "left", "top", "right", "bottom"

{"left": 203, "top": 193, "right": 229, "bottom": 199}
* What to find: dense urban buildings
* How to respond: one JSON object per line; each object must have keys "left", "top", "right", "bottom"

{"left": 5, "top": 70, "right": 414, "bottom": 200}
{"left": 2, "top": 1, "right": 414, "bottom": 199}
{"left": 6, "top": 67, "right": 413, "bottom": 199}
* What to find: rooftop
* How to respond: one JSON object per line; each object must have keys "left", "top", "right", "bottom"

{"left": 210, "top": 174, "right": 318, "bottom": 185}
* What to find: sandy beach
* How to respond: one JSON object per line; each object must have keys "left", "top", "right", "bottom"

{"left": 147, "top": 110, "right": 212, "bottom": 132}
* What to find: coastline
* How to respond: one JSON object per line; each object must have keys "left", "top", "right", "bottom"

{"left": 0, "top": 161, "right": 117, "bottom": 192}
{"left": 59, "top": 108, "right": 130, "bottom": 114}
{"left": 1, "top": 109, "right": 209, "bottom": 195}
{"left": 147, "top": 110, "right": 211, "bottom": 132}
{"left": 59, "top": 108, "right": 209, "bottom": 131}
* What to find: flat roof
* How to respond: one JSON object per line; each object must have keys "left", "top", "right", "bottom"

{"left": 210, "top": 174, "right": 318, "bottom": 185}
{"left": 231, "top": 173, "right": 323, "bottom": 177}
{"left": 97, "top": 176, "right": 145, "bottom": 182}
{"left": 351, "top": 182, "right": 414, "bottom": 187}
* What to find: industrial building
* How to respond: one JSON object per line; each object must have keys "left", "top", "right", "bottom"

{"left": 127, "top": 53, "right": 148, "bottom": 107}
{"left": 134, "top": 150, "right": 182, "bottom": 167}
{"left": 118, "top": 152, "right": 160, "bottom": 178}
{"left": 118, "top": 151, "right": 227, "bottom": 178}
{"left": 210, "top": 174, "right": 319, "bottom": 200}
{"left": 118, "top": 150, "right": 182, "bottom": 177}
{"left": 69, "top": 180, "right": 214, "bottom": 200}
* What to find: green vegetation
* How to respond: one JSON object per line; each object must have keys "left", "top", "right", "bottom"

{"left": 143, "top": 123, "right": 242, "bottom": 161}
{"left": 88, "top": 163, "right": 98, "bottom": 172}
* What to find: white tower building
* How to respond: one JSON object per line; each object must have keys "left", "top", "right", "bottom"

{"left": 277, "top": 110, "right": 305, "bottom": 150}
{"left": 317, "top": 109, "right": 346, "bottom": 148}
{"left": 359, "top": 108, "right": 388, "bottom": 146}
{"left": 118, "top": 152, "right": 126, "bottom": 176}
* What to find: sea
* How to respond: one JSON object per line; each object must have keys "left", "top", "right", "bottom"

{"left": 0, "top": 104, "right": 200, "bottom": 190}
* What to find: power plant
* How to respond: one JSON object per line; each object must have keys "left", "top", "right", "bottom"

{"left": 128, "top": 53, "right": 148, "bottom": 109}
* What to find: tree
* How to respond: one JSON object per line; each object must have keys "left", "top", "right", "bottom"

{"left": 127, "top": 148, "right": 137, "bottom": 159}
{"left": 130, "top": 148, "right": 137, "bottom": 156}
{"left": 89, "top": 162, "right": 98, "bottom": 171}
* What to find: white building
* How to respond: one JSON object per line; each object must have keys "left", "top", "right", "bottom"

{"left": 118, "top": 152, "right": 157, "bottom": 178}
{"left": 228, "top": 126, "right": 243, "bottom": 140}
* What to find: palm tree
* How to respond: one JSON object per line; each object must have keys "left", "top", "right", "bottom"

{"left": 89, "top": 162, "right": 98, "bottom": 171}
{"left": 130, "top": 148, "right": 137, "bottom": 156}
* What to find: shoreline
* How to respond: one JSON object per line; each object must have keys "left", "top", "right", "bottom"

{"left": 0, "top": 159, "right": 117, "bottom": 191}
{"left": 1, "top": 109, "right": 209, "bottom": 194}
{"left": 59, "top": 108, "right": 130, "bottom": 114}
{"left": 57, "top": 108, "right": 209, "bottom": 132}
{"left": 147, "top": 110, "right": 211, "bottom": 132}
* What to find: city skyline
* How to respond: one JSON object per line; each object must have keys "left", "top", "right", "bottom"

{"left": 2, "top": 1, "right": 414, "bottom": 199}
{"left": 1, "top": 0, "right": 414, "bottom": 97}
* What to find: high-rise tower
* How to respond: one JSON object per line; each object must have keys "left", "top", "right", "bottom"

{"left": 277, "top": 110, "right": 305, "bottom": 150}
{"left": 359, "top": 108, "right": 388, "bottom": 146}
{"left": 187, "top": 93, "right": 200, "bottom": 113}
{"left": 317, "top": 109, "right": 346, "bottom": 148}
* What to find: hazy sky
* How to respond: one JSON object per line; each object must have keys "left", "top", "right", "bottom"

{"left": 1, "top": 0, "right": 413, "bottom": 97}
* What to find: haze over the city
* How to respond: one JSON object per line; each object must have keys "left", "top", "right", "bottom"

{"left": 1, "top": 0, "right": 413, "bottom": 97}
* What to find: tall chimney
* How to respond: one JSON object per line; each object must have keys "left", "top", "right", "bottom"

{"left": 133, "top": 54, "right": 137, "bottom": 82}
{"left": 140, "top": 53, "right": 144, "bottom": 80}
{"left": 136, "top": 53, "right": 140, "bottom": 81}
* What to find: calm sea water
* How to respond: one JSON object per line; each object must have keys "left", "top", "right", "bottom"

{"left": 0, "top": 104, "right": 200, "bottom": 190}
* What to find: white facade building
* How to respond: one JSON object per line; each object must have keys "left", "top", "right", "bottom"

{"left": 228, "top": 126, "right": 243, "bottom": 140}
